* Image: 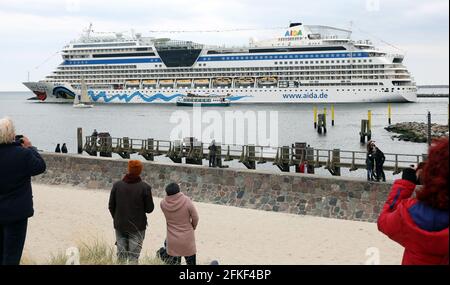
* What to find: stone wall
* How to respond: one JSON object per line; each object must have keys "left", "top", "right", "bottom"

{"left": 34, "top": 153, "right": 393, "bottom": 223}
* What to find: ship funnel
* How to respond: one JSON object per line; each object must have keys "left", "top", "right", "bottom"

{"left": 289, "top": 23, "right": 302, "bottom": 28}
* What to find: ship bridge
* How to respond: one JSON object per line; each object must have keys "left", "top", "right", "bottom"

{"left": 154, "top": 39, "right": 203, "bottom": 67}
{"left": 305, "top": 25, "right": 352, "bottom": 40}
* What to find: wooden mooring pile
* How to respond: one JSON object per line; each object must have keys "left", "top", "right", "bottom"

{"left": 77, "top": 128, "right": 426, "bottom": 176}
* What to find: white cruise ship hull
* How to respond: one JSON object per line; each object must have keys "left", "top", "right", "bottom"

{"left": 24, "top": 82, "right": 417, "bottom": 104}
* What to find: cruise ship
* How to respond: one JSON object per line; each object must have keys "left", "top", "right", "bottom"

{"left": 23, "top": 23, "right": 417, "bottom": 104}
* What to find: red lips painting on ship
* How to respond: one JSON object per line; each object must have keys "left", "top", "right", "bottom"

{"left": 33, "top": 91, "right": 47, "bottom": 101}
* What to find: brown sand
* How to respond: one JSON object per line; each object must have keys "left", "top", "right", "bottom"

{"left": 23, "top": 184, "right": 403, "bottom": 265}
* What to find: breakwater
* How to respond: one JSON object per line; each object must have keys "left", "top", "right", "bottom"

{"left": 385, "top": 122, "right": 449, "bottom": 143}
{"left": 34, "top": 153, "right": 393, "bottom": 223}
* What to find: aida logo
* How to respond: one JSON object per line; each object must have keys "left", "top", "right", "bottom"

{"left": 285, "top": 29, "right": 302, "bottom": 37}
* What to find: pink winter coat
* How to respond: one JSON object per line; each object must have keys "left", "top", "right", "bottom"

{"left": 160, "top": 192, "right": 199, "bottom": 257}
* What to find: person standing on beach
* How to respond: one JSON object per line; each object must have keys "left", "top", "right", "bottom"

{"left": 108, "top": 160, "right": 154, "bottom": 264}
{"left": 377, "top": 138, "right": 449, "bottom": 265}
{"left": 0, "top": 117, "right": 46, "bottom": 265}
{"left": 160, "top": 183, "right": 199, "bottom": 265}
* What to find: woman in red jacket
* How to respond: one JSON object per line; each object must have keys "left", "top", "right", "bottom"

{"left": 378, "top": 138, "right": 449, "bottom": 265}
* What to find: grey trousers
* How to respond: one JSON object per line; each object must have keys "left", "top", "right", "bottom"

{"left": 115, "top": 230, "right": 145, "bottom": 264}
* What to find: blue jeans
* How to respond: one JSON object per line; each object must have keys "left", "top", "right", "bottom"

{"left": 0, "top": 219, "right": 28, "bottom": 265}
{"left": 115, "top": 230, "right": 145, "bottom": 264}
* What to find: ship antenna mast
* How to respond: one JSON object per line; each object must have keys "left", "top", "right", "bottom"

{"left": 86, "top": 23, "right": 94, "bottom": 38}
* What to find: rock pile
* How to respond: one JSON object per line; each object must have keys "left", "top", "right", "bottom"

{"left": 385, "top": 122, "right": 449, "bottom": 143}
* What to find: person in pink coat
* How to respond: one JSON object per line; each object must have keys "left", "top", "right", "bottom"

{"left": 160, "top": 183, "right": 199, "bottom": 265}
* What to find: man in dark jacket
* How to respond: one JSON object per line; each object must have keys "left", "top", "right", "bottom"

{"left": 108, "top": 160, "right": 154, "bottom": 264}
{"left": 374, "top": 147, "right": 386, "bottom": 182}
{"left": 208, "top": 141, "right": 217, "bottom": 168}
{"left": 0, "top": 117, "right": 46, "bottom": 265}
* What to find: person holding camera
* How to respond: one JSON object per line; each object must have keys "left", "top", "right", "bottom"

{"left": 0, "top": 117, "right": 46, "bottom": 265}
{"left": 377, "top": 138, "right": 448, "bottom": 265}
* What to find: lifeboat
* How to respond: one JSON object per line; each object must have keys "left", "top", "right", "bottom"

{"left": 125, "top": 80, "right": 140, "bottom": 86}
{"left": 142, "top": 79, "right": 157, "bottom": 85}
{"left": 235, "top": 77, "right": 254, "bottom": 86}
{"left": 177, "top": 79, "right": 192, "bottom": 86}
{"left": 214, "top": 77, "right": 232, "bottom": 87}
{"left": 159, "top": 79, "right": 175, "bottom": 86}
{"left": 193, "top": 78, "right": 210, "bottom": 86}
{"left": 258, "top": 77, "right": 278, "bottom": 86}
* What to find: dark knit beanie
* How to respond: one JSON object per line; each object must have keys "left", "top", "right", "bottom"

{"left": 402, "top": 168, "right": 417, "bottom": 184}
{"left": 166, "top": 183, "right": 180, "bottom": 196}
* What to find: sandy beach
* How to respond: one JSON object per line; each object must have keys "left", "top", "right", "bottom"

{"left": 23, "top": 184, "right": 403, "bottom": 265}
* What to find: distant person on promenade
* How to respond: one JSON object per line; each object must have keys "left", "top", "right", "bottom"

{"left": 374, "top": 146, "right": 386, "bottom": 182}
{"left": 92, "top": 129, "right": 98, "bottom": 138}
{"left": 55, "top": 143, "right": 61, "bottom": 153}
{"left": 160, "top": 183, "right": 199, "bottom": 265}
{"left": 298, "top": 160, "right": 308, "bottom": 174}
{"left": 377, "top": 138, "right": 449, "bottom": 265}
{"left": 108, "top": 160, "right": 154, "bottom": 264}
{"left": 366, "top": 148, "right": 376, "bottom": 181}
{"left": 0, "top": 117, "right": 46, "bottom": 265}
{"left": 208, "top": 140, "right": 217, "bottom": 168}
{"left": 61, "top": 143, "right": 68, "bottom": 154}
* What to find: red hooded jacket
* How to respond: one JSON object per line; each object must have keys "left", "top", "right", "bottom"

{"left": 378, "top": 179, "right": 449, "bottom": 265}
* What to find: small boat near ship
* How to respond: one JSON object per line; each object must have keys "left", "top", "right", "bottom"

{"left": 176, "top": 93, "right": 231, "bottom": 107}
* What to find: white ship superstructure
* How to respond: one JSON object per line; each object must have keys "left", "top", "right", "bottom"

{"left": 24, "top": 23, "right": 417, "bottom": 103}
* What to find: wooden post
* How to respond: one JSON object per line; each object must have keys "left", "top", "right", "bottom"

{"left": 388, "top": 103, "right": 392, "bottom": 125}
{"left": 332, "top": 149, "right": 341, "bottom": 176}
{"left": 331, "top": 105, "right": 335, "bottom": 126}
{"left": 360, "top": 120, "right": 368, "bottom": 143}
{"left": 427, "top": 111, "right": 432, "bottom": 148}
{"left": 313, "top": 106, "right": 317, "bottom": 129}
{"left": 77, "top": 127, "right": 83, "bottom": 154}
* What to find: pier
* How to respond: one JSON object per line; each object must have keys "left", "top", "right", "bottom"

{"left": 78, "top": 128, "right": 426, "bottom": 176}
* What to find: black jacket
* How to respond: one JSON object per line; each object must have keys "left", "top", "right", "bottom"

{"left": 0, "top": 143, "right": 46, "bottom": 224}
{"left": 108, "top": 180, "right": 154, "bottom": 233}
{"left": 374, "top": 149, "right": 386, "bottom": 166}
{"left": 209, "top": 144, "right": 217, "bottom": 156}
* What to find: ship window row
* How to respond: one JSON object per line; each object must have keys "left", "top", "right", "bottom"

{"left": 72, "top": 42, "right": 137, "bottom": 48}
{"left": 52, "top": 70, "right": 402, "bottom": 79}
{"left": 52, "top": 70, "right": 397, "bottom": 78}
{"left": 51, "top": 70, "right": 402, "bottom": 77}
{"left": 274, "top": 59, "right": 373, "bottom": 65}
{"left": 58, "top": 64, "right": 388, "bottom": 73}
{"left": 55, "top": 66, "right": 406, "bottom": 78}
{"left": 48, "top": 75, "right": 402, "bottom": 82}
{"left": 65, "top": 48, "right": 153, "bottom": 54}
{"left": 51, "top": 71, "right": 406, "bottom": 79}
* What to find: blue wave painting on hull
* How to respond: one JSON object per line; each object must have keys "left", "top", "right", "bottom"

{"left": 89, "top": 91, "right": 183, "bottom": 103}
{"left": 89, "top": 91, "right": 253, "bottom": 103}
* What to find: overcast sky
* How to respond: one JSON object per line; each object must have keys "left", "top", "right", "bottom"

{"left": 0, "top": 0, "right": 448, "bottom": 91}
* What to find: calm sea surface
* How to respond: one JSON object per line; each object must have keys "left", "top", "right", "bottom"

{"left": 0, "top": 91, "right": 448, "bottom": 178}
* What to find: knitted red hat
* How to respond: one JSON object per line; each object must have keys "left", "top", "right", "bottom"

{"left": 128, "top": 160, "right": 143, "bottom": 177}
